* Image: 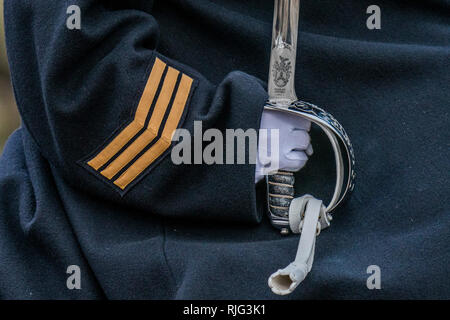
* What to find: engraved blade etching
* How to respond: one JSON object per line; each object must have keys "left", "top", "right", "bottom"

{"left": 268, "top": 0, "right": 300, "bottom": 104}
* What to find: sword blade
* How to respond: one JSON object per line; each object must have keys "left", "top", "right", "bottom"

{"left": 268, "top": 0, "right": 300, "bottom": 104}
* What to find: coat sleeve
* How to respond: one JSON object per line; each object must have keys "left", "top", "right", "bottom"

{"left": 4, "top": 0, "right": 268, "bottom": 223}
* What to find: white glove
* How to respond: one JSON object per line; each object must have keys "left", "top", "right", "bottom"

{"left": 255, "top": 109, "right": 313, "bottom": 183}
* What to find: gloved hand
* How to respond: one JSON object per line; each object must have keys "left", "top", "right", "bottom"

{"left": 255, "top": 109, "right": 313, "bottom": 183}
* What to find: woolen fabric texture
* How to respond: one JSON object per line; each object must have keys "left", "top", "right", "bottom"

{"left": 1, "top": 0, "right": 449, "bottom": 299}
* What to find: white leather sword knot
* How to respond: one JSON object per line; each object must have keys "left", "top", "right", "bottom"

{"left": 268, "top": 195, "right": 330, "bottom": 295}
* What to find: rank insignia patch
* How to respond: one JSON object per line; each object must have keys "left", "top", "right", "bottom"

{"left": 82, "top": 57, "right": 194, "bottom": 193}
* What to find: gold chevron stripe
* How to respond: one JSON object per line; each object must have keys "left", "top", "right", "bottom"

{"left": 100, "top": 67, "right": 179, "bottom": 179}
{"left": 87, "top": 58, "right": 166, "bottom": 170}
{"left": 114, "top": 74, "right": 193, "bottom": 189}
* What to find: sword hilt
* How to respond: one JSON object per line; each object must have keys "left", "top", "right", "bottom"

{"left": 265, "top": 100, "right": 356, "bottom": 233}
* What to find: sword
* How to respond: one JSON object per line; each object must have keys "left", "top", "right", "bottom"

{"left": 264, "top": 0, "right": 356, "bottom": 295}
{"left": 265, "top": 0, "right": 355, "bottom": 234}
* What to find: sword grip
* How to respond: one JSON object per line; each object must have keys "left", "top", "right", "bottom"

{"left": 267, "top": 171, "right": 295, "bottom": 220}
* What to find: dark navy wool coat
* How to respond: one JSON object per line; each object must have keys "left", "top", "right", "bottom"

{"left": 1, "top": 0, "right": 449, "bottom": 299}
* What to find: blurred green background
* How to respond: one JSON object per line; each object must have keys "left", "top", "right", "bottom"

{"left": 0, "top": 0, "right": 21, "bottom": 154}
